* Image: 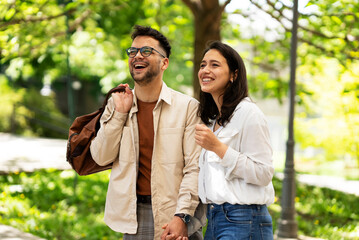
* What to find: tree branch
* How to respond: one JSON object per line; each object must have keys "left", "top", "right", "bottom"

{"left": 299, "top": 37, "right": 349, "bottom": 67}
{"left": 264, "top": 0, "right": 339, "bottom": 39}
{"left": 249, "top": 0, "right": 351, "bottom": 41}
{"left": 0, "top": 10, "right": 74, "bottom": 29}
{"left": 220, "top": 0, "right": 232, "bottom": 13}
{"left": 234, "top": 1, "right": 356, "bottom": 65}
{"left": 181, "top": 0, "right": 199, "bottom": 14}
{"left": 68, "top": 9, "right": 92, "bottom": 32}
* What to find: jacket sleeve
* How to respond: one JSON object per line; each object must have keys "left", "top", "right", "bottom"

{"left": 220, "top": 108, "right": 274, "bottom": 186}
{"left": 90, "top": 98, "right": 129, "bottom": 166}
{"left": 175, "top": 99, "right": 202, "bottom": 216}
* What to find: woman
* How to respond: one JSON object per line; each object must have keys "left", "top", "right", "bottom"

{"left": 195, "top": 41, "right": 275, "bottom": 240}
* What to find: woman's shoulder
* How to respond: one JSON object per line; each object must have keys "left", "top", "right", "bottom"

{"left": 232, "top": 98, "right": 266, "bottom": 121}
{"left": 235, "top": 97, "right": 261, "bottom": 113}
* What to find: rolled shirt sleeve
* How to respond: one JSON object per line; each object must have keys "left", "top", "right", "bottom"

{"left": 219, "top": 106, "right": 274, "bottom": 186}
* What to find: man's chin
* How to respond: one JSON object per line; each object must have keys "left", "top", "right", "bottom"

{"left": 133, "top": 77, "right": 152, "bottom": 86}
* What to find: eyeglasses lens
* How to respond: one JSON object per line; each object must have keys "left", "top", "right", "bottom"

{"left": 141, "top": 47, "right": 152, "bottom": 57}
{"left": 127, "top": 47, "right": 153, "bottom": 58}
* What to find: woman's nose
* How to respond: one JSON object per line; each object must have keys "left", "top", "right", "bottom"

{"left": 202, "top": 66, "right": 210, "bottom": 73}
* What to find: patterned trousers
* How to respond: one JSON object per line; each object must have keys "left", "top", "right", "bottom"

{"left": 123, "top": 203, "right": 203, "bottom": 240}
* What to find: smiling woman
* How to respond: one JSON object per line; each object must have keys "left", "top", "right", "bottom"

{"left": 195, "top": 41, "right": 275, "bottom": 240}
{"left": 198, "top": 49, "right": 232, "bottom": 103}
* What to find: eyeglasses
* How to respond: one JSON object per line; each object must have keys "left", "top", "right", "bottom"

{"left": 126, "top": 46, "right": 166, "bottom": 58}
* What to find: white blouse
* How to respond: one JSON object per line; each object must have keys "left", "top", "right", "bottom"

{"left": 198, "top": 97, "right": 275, "bottom": 205}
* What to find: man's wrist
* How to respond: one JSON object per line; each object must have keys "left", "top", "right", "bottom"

{"left": 174, "top": 213, "right": 191, "bottom": 224}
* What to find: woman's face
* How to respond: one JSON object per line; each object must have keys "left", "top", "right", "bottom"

{"left": 198, "top": 49, "right": 231, "bottom": 98}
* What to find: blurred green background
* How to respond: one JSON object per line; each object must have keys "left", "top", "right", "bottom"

{"left": 0, "top": 0, "right": 358, "bottom": 239}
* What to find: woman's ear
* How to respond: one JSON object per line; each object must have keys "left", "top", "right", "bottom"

{"left": 231, "top": 69, "right": 238, "bottom": 82}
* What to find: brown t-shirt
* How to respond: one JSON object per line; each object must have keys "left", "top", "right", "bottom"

{"left": 136, "top": 99, "right": 156, "bottom": 196}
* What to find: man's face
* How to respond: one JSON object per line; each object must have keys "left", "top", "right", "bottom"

{"left": 128, "top": 36, "right": 166, "bottom": 86}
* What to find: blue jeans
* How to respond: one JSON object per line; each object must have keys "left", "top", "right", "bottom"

{"left": 204, "top": 203, "right": 273, "bottom": 240}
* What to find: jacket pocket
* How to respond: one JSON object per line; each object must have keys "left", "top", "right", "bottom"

{"left": 156, "top": 127, "right": 184, "bottom": 164}
{"left": 119, "top": 126, "right": 135, "bottom": 163}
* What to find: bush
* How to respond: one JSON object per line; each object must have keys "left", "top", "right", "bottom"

{"left": 1, "top": 170, "right": 358, "bottom": 239}
{"left": 0, "top": 77, "right": 70, "bottom": 139}
{"left": 269, "top": 177, "right": 359, "bottom": 239}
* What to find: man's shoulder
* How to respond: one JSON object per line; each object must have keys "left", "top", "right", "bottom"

{"left": 163, "top": 88, "right": 198, "bottom": 108}
{"left": 168, "top": 88, "right": 198, "bottom": 103}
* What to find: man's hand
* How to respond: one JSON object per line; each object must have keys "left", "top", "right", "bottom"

{"left": 112, "top": 83, "right": 133, "bottom": 113}
{"left": 161, "top": 216, "right": 188, "bottom": 240}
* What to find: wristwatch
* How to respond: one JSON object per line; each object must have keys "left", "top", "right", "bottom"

{"left": 174, "top": 213, "right": 191, "bottom": 224}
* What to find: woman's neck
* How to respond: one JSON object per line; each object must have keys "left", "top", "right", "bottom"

{"left": 212, "top": 94, "right": 223, "bottom": 116}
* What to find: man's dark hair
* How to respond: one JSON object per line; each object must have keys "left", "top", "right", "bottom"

{"left": 131, "top": 25, "right": 171, "bottom": 58}
{"left": 198, "top": 41, "right": 249, "bottom": 126}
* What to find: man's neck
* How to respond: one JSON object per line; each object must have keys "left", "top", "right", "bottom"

{"left": 135, "top": 79, "right": 163, "bottom": 103}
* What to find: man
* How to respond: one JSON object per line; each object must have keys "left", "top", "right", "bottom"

{"left": 90, "top": 25, "right": 205, "bottom": 240}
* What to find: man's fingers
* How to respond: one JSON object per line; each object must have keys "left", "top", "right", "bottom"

{"left": 161, "top": 226, "right": 170, "bottom": 240}
{"left": 165, "top": 234, "right": 176, "bottom": 240}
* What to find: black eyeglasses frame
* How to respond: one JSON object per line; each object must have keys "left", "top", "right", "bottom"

{"left": 126, "top": 46, "right": 166, "bottom": 58}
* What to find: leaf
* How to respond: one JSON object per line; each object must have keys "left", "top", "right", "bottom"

{"left": 331, "top": 15, "right": 342, "bottom": 25}
{"left": 4, "top": 8, "right": 16, "bottom": 21}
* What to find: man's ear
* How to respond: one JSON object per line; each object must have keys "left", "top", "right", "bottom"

{"left": 161, "top": 58, "right": 169, "bottom": 70}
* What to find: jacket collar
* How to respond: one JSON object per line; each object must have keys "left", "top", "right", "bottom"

{"left": 157, "top": 81, "right": 172, "bottom": 106}
{"left": 130, "top": 81, "right": 171, "bottom": 115}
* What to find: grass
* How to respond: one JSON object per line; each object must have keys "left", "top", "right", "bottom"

{"left": 0, "top": 169, "right": 358, "bottom": 240}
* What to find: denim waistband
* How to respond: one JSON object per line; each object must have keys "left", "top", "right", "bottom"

{"left": 208, "top": 202, "right": 266, "bottom": 211}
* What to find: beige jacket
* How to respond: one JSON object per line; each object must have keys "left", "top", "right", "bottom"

{"left": 90, "top": 82, "right": 206, "bottom": 239}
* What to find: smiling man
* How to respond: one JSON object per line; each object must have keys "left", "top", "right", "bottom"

{"left": 90, "top": 25, "right": 205, "bottom": 240}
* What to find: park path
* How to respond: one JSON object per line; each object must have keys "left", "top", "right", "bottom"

{"left": 0, "top": 132, "right": 357, "bottom": 239}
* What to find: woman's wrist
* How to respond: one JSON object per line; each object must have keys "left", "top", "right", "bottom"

{"left": 215, "top": 142, "right": 228, "bottom": 159}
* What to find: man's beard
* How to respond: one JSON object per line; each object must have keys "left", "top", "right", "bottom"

{"left": 130, "top": 62, "right": 161, "bottom": 86}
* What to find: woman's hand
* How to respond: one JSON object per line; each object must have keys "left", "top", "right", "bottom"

{"left": 195, "top": 124, "right": 228, "bottom": 158}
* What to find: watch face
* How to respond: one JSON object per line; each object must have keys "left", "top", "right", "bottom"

{"left": 175, "top": 213, "right": 191, "bottom": 223}
{"left": 184, "top": 214, "right": 191, "bottom": 223}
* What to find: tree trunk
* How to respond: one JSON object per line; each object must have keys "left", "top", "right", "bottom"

{"left": 182, "top": 0, "right": 231, "bottom": 99}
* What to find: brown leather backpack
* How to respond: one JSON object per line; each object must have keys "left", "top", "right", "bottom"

{"left": 66, "top": 86, "right": 128, "bottom": 175}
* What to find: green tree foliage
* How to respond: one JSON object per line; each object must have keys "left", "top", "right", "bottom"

{"left": 221, "top": 0, "right": 358, "bottom": 167}
{"left": 223, "top": 0, "right": 358, "bottom": 99}
{"left": 1, "top": 0, "right": 358, "bottom": 166}
{"left": 296, "top": 57, "right": 359, "bottom": 166}
{"left": 0, "top": 0, "right": 144, "bottom": 89}
{"left": 0, "top": 0, "right": 146, "bottom": 136}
